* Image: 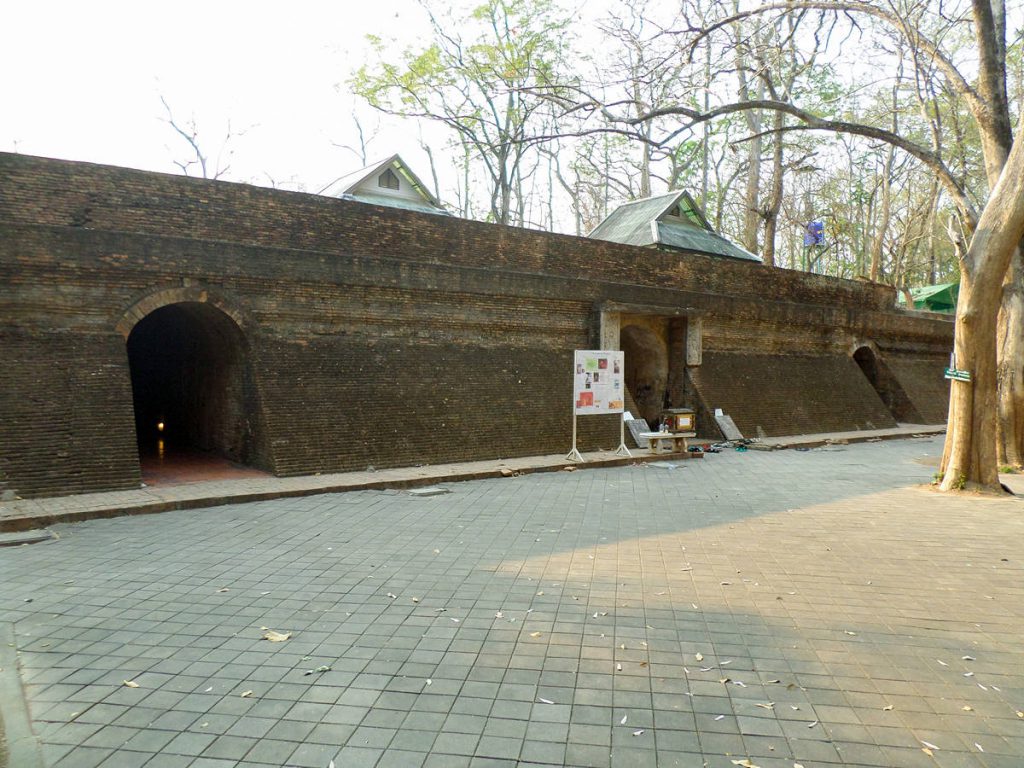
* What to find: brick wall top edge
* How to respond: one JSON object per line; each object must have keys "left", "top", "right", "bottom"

{"left": 0, "top": 222, "right": 954, "bottom": 343}
{"left": 0, "top": 151, "right": 896, "bottom": 311}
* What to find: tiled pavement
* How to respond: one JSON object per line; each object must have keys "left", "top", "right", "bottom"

{"left": 0, "top": 425, "right": 945, "bottom": 534}
{"left": 1, "top": 436, "right": 1023, "bottom": 768}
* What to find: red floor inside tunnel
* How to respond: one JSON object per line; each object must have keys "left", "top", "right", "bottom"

{"left": 139, "top": 447, "right": 269, "bottom": 488}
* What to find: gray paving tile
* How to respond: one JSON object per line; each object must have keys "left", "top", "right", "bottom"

{"left": 5, "top": 438, "right": 1024, "bottom": 768}
{"left": 240, "top": 738, "right": 299, "bottom": 765}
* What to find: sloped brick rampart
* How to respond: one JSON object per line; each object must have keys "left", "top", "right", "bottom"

{"left": 690, "top": 352, "right": 898, "bottom": 438}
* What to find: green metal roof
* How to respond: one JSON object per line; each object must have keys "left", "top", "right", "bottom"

{"left": 588, "top": 190, "right": 760, "bottom": 262}
{"left": 589, "top": 193, "right": 679, "bottom": 246}
{"left": 655, "top": 222, "right": 760, "bottom": 261}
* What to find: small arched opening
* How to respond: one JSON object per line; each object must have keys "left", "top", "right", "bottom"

{"left": 621, "top": 324, "right": 668, "bottom": 426}
{"left": 127, "top": 302, "right": 267, "bottom": 481}
{"left": 852, "top": 344, "right": 919, "bottom": 422}
{"left": 853, "top": 346, "right": 881, "bottom": 393}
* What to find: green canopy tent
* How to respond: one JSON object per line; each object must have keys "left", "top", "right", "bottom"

{"left": 898, "top": 281, "right": 959, "bottom": 313}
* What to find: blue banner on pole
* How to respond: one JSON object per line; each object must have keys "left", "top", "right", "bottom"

{"left": 804, "top": 221, "right": 825, "bottom": 246}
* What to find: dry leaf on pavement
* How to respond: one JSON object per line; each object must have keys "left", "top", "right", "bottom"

{"left": 262, "top": 629, "right": 292, "bottom": 642}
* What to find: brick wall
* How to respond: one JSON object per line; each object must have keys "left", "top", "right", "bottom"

{"left": 0, "top": 153, "right": 954, "bottom": 498}
{"left": 0, "top": 328, "right": 140, "bottom": 497}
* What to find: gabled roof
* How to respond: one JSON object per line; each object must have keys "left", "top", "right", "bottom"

{"left": 588, "top": 190, "right": 760, "bottom": 262}
{"left": 319, "top": 154, "right": 449, "bottom": 215}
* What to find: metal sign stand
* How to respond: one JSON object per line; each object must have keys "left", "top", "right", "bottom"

{"left": 568, "top": 349, "right": 629, "bottom": 462}
{"left": 614, "top": 413, "right": 631, "bottom": 457}
{"left": 566, "top": 405, "right": 585, "bottom": 463}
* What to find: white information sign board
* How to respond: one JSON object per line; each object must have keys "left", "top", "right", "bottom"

{"left": 567, "top": 350, "right": 630, "bottom": 462}
{"left": 573, "top": 350, "right": 625, "bottom": 414}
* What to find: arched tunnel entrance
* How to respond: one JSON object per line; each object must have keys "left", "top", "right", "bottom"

{"left": 853, "top": 346, "right": 881, "bottom": 393}
{"left": 127, "top": 302, "right": 267, "bottom": 483}
{"left": 852, "top": 345, "right": 919, "bottom": 422}
{"left": 621, "top": 323, "right": 668, "bottom": 426}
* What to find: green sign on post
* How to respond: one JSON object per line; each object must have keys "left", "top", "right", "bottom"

{"left": 944, "top": 368, "right": 971, "bottom": 383}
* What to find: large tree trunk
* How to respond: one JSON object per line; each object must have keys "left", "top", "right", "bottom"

{"left": 942, "top": 272, "right": 1003, "bottom": 491}
{"left": 941, "top": 123, "right": 1024, "bottom": 491}
{"left": 971, "top": 0, "right": 1024, "bottom": 472}
{"left": 997, "top": 247, "right": 1024, "bottom": 466}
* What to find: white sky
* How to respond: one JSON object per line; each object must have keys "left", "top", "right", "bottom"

{"left": 2, "top": 1, "right": 457, "bottom": 192}
{"left": 7, "top": 1, "right": 1003, "bottom": 238}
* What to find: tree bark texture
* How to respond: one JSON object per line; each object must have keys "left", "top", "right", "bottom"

{"left": 996, "top": 248, "right": 1024, "bottom": 467}
{"left": 941, "top": 120, "right": 1024, "bottom": 491}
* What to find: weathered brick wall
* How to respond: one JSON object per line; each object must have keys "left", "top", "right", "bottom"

{"left": 0, "top": 153, "right": 954, "bottom": 498}
{"left": 0, "top": 327, "right": 140, "bottom": 497}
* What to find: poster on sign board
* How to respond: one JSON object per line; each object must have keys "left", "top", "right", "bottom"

{"left": 573, "top": 350, "right": 624, "bottom": 414}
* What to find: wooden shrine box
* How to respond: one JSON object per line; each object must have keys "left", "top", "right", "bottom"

{"left": 661, "top": 408, "right": 695, "bottom": 433}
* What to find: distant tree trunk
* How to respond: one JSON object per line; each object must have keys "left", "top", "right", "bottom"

{"left": 737, "top": 56, "right": 763, "bottom": 254}
{"left": 869, "top": 44, "right": 901, "bottom": 282}
{"left": 462, "top": 145, "right": 472, "bottom": 219}
{"left": 761, "top": 111, "right": 784, "bottom": 267}
{"left": 869, "top": 145, "right": 894, "bottom": 281}
{"left": 700, "top": 43, "right": 712, "bottom": 207}
{"left": 741, "top": 134, "right": 761, "bottom": 254}
{"left": 420, "top": 140, "right": 443, "bottom": 204}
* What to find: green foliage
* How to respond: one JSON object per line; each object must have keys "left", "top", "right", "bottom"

{"left": 350, "top": 0, "right": 572, "bottom": 225}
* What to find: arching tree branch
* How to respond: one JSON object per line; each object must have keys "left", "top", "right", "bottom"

{"left": 682, "top": 1, "right": 985, "bottom": 121}
{"left": 613, "top": 98, "right": 978, "bottom": 228}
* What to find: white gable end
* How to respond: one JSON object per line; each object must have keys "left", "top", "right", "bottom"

{"left": 351, "top": 167, "right": 425, "bottom": 204}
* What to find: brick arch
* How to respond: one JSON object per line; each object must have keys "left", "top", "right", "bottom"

{"left": 115, "top": 284, "right": 252, "bottom": 340}
{"left": 848, "top": 339, "right": 881, "bottom": 358}
{"left": 850, "top": 342, "right": 921, "bottom": 422}
{"left": 123, "top": 294, "right": 272, "bottom": 472}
